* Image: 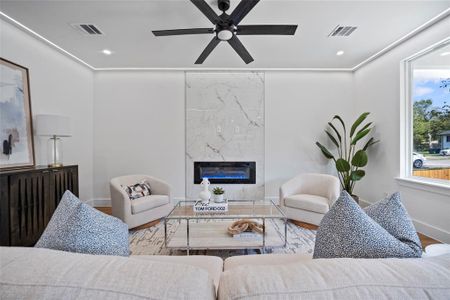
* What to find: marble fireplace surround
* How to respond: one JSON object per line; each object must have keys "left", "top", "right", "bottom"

{"left": 185, "top": 72, "right": 265, "bottom": 200}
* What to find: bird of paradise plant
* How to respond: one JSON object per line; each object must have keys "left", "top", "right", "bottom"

{"left": 316, "top": 112, "right": 379, "bottom": 200}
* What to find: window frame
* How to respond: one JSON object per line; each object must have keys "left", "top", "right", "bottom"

{"left": 399, "top": 37, "right": 450, "bottom": 192}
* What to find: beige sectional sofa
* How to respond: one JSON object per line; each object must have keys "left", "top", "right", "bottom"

{"left": 1, "top": 247, "right": 450, "bottom": 300}
{"left": 221, "top": 253, "right": 450, "bottom": 299}
{"left": 0, "top": 247, "right": 220, "bottom": 300}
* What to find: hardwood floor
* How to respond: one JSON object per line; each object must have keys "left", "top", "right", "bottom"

{"left": 95, "top": 207, "right": 440, "bottom": 250}
{"left": 290, "top": 220, "right": 319, "bottom": 231}
{"left": 96, "top": 206, "right": 112, "bottom": 215}
{"left": 417, "top": 233, "right": 440, "bottom": 249}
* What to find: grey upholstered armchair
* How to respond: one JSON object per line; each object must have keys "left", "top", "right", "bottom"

{"left": 110, "top": 175, "right": 173, "bottom": 229}
{"left": 280, "top": 173, "right": 340, "bottom": 226}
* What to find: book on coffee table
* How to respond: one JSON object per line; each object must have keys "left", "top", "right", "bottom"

{"left": 232, "top": 231, "right": 263, "bottom": 241}
{"left": 193, "top": 200, "right": 228, "bottom": 212}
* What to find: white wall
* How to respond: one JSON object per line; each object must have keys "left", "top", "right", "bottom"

{"left": 93, "top": 71, "right": 186, "bottom": 201}
{"left": 264, "top": 71, "right": 354, "bottom": 200}
{"left": 0, "top": 19, "right": 94, "bottom": 201}
{"left": 92, "top": 71, "right": 354, "bottom": 202}
{"left": 354, "top": 16, "right": 450, "bottom": 242}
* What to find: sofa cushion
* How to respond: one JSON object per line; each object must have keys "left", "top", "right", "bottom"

{"left": 364, "top": 192, "right": 422, "bottom": 257}
{"left": 284, "top": 194, "right": 329, "bottom": 214}
{"left": 131, "top": 195, "right": 170, "bottom": 214}
{"left": 134, "top": 255, "right": 223, "bottom": 292}
{"left": 224, "top": 253, "right": 313, "bottom": 270}
{"left": 35, "top": 191, "right": 129, "bottom": 256}
{"left": 0, "top": 247, "right": 216, "bottom": 300}
{"left": 219, "top": 253, "right": 450, "bottom": 299}
{"left": 313, "top": 191, "right": 421, "bottom": 259}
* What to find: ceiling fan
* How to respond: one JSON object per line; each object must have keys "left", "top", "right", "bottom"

{"left": 152, "top": 0, "right": 298, "bottom": 64}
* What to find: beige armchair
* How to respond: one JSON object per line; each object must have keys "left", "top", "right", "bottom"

{"left": 280, "top": 173, "right": 340, "bottom": 226}
{"left": 110, "top": 175, "right": 173, "bottom": 229}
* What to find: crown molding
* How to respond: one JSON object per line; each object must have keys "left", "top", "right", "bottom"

{"left": 351, "top": 7, "right": 450, "bottom": 71}
{"left": 94, "top": 67, "right": 354, "bottom": 72}
{"left": 0, "top": 11, "right": 95, "bottom": 70}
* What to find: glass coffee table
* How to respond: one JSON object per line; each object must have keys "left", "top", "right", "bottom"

{"left": 164, "top": 200, "right": 287, "bottom": 255}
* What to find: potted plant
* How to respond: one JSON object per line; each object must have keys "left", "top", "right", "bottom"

{"left": 315, "top": 112, "right": 379, "bottom": 203}
{"left": 212, "top": 187, "right": 225, "bottom": 203}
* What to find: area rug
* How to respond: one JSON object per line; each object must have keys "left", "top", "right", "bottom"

{"left": 129, "top": 219, "right": 316, "bottom": 259}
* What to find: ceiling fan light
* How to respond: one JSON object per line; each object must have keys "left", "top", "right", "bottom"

{"left": 217, "top": 30, "right": 233, "bottom": 41}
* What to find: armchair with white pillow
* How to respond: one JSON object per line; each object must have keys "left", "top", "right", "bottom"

{"left": 280, "top": 173, "right": 340, "bottom": 226}
{"left": 110, "top": 175, "right": 173, "bottom": 229}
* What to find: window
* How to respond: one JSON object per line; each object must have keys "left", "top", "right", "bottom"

{"left": 404, "top": 40, "right": 450, "bottom": 183}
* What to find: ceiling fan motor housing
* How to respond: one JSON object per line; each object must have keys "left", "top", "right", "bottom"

{"left": 218, "top": 0, "right": 230, "bottom": 11}
{"left": 215, "top": 20, "right": 236, "bottom": 40}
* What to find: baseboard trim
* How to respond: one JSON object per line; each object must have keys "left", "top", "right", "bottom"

{"left": 264, "top": 196, "right": 279, "bottom": 204}
{"left": 413, "top": 220, "right": 449, "bottom": 244}
{"left": 84, "top": 199, "right": 96, "bottom": 207}
{"left": 359, "top": 198, "right": 371, "bottom": 208}
{"left": 95, "top": 199, "right": 112, "bottom": 207}
{"left": 84, "top": 199, "right": 111, "bottom": 207}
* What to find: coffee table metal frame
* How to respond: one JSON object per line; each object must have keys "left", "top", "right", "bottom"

{"left": 164, "top": 199, "right": 288, "bottom": 255}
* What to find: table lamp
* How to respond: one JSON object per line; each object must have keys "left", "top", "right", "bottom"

{"left": 35, "top": 114, "right": 71, "bottom": 167}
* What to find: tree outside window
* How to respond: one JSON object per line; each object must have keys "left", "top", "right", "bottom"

{"left": 411, "top": 46, "right": 450, "bottom": 182}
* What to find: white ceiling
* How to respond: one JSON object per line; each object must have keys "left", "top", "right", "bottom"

{"left": 1, "top": 0, "right": 449, "bottom": 69}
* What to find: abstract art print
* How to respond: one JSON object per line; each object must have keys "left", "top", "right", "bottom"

{"left": 0, "top": 58, "right": 35, "bottom": 170}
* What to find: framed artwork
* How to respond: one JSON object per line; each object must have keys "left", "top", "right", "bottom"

{"left": 0, "top": 58, "right": 35, "bottom": 170}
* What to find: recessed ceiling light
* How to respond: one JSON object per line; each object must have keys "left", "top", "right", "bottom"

{"left": 101, "top": 49, "right": 113, "bottom": 55}
{"left": 336, "top": 50, "right": 345, "bottom": 56}
{"left": 441, "top": 52, "right": 450, "bottom": 56}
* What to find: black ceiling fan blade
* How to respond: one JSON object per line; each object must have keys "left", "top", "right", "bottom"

{"left": 153, "top": 28, "right": 213, "bottom": 36}
{"left": 195, "top": 37, "right": 221, "bottom": 64}
{"left": 237, "top": 25, "right": 298, "bottom": 35}
{"left": 190, "top": 0, "right": 220, "bottom": 24}
{"left": 228, "top": 35, "right": 254, "bottom": 64}
{"left": 229, "top": 0, "right": 260, "bottom": 25}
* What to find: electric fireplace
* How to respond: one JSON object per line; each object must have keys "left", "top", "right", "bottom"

{"left": 194, "top": 161, "right": 256, "bottom": 184}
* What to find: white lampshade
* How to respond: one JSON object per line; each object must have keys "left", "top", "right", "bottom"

{"left": 35, "top": 114, "right": 71, "bottom": 137}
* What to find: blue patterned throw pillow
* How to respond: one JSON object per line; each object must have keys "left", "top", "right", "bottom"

{"left": 313, "top": 191, "right": 421, "bottom": 259}
{"left": 364, "top": 192, "right": 422, "bottom": 257}
{"left": 35, "top": 191, "right": 129, "bottom": 256}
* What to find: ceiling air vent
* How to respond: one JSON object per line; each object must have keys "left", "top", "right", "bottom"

{"left": 71, "top": 23, "right": 104, "bottom": 35}
{"left": 328, "top": 25, "right": 357, "bottom": 37}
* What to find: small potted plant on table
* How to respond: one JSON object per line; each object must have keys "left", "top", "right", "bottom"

{"left": 212, "top": 187, "right": 225, "bottom": 203}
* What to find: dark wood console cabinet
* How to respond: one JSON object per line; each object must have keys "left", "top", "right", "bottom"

{"left": 0, "top": 165, "right": 78, "bottom": 246}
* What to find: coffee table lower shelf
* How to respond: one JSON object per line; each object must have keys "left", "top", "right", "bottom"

{"left": 165, "top": 221, "right": 285, "bottom": 254}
